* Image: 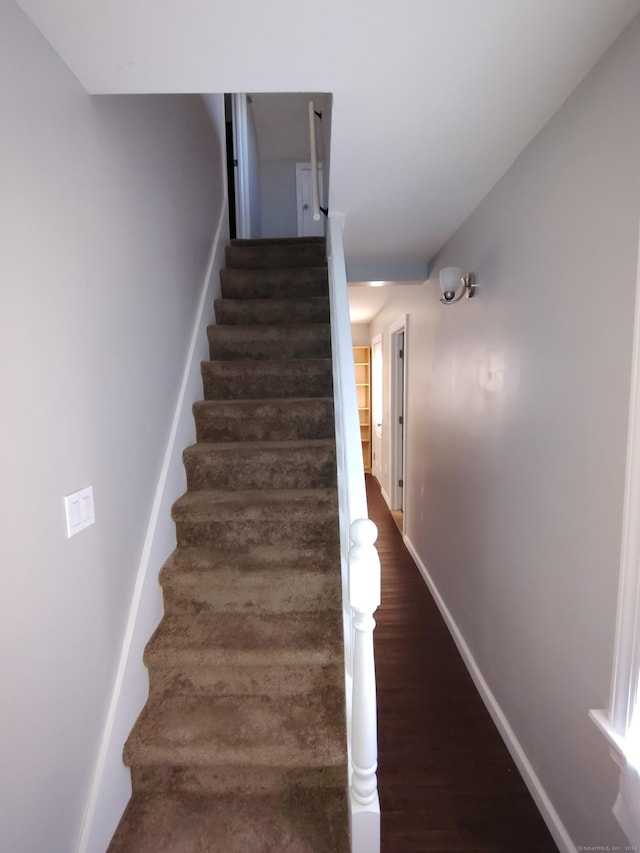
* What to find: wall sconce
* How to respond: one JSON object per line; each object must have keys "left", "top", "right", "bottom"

{"left": 439, "top": 267, "right": 477, "bottom": 305}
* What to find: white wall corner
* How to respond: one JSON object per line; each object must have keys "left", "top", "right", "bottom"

{"left": 76, "top": 196, "right": 229, "bottom": 853}
{"left": 403, "top": 535, "right": 577, "bottom": 853}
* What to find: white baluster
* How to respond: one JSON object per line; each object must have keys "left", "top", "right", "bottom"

{"left": 349, "top": 518, "right": 381, "bottom": 852}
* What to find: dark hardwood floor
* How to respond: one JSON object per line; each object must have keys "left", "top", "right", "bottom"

{"left": 366, "top": 475, "right": 558, "bottom": 852}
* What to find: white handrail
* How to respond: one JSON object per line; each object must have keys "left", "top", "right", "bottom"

{"left": 327, "top": 213, "right": 381, "bottom": 853}
{"left": 308, "top": 100, "right": 322, "bottom": 221}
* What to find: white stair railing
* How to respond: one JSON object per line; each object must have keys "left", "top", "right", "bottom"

{"left": 327, "top": 212, "right": 381, "bottom": 853}
{"left": 308, "top": 100, "right": 322, "bottom": 222}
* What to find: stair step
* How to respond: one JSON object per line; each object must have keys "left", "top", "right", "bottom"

{"left": 124, "top": 690, "right": 346, "bottom": 769}
{"left": 225, "top": 243, "right": 326, "bottom": 270}
{"left": 107, "top": 790, "right": 349, "bottom": 853}
{"left": 214, "top": 296, "right": 329, "bottom": 325}
{"left": 208, "top": 323, "right": 331, "bottom": 361}
{"left": 220, "top": 266, "right": 328, "bottom": 300}
{"left": 159, "top": 545, "right": 341, "bottom": 615}
{"left": 183, "top": 439, "right": 336, "bottom": 491}
{"left": 148, "top": 660, "right": 345, "bottom": 701}
{"left": 144, "top": 612, "right": 344, "bottom": 697}
{"left": 201, "top": 359, "right": 333, "bottom": 400}
{"left": 193, "top": 398, "right": 335, "bottom": 443}
{"left": 146, "top": 612, "right": 343, "bottom": 668}
{"left": 231, "top": 237, "right": 326, "bottom": 246}
{"left": 131, "top": 764, "right": 347, "bottom": 796}
{"left": 171, "top": 488, "right": 338, "bottom": 547}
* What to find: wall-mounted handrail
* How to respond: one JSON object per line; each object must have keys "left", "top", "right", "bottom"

{"left": 327, "top": 213, "right": 381, "bottom": 853}
{"left": 308, "top": 100, "right": 322, "bottom": 221}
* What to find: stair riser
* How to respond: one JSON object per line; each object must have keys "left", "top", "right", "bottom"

{"left": 160, "top": 576, "right": 341, "bottom": 616}
{"left": 194, "top": 400, "right": 335, "bottom": 443}
{"left": 174, "top": 516, "right": 339, "bottom": 548}
{"left": 225, "top": 245, "right": 326, "bottom": 269}
{"left": 202, "top": 363, "right": 333, "bottom": 401}
{"left": 220, "top": 269, "right": 328, "bottom": 300}
{"left": 184, "top": 447, "right": 337, "bottom": 491}
{"left": 146, "top": 663, "right": 343, "bottom": 700}
{"left": 214, "top": 298, "right": 330, "bottom": 325}
{"left": 130, "top": 765, "right": 346, "bottom": 796}
{"left": 208, "top": 326, "right": 331, "bottom": 360}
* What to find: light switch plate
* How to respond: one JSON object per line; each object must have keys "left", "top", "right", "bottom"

{"left": 64, "top": 486, "right": 95, "bottom": 538}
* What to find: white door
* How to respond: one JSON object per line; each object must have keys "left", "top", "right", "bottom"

{"left": 296, "top": 162, "right": 324, "bottom": 237}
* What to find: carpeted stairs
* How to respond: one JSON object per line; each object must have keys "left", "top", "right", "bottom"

{"left": 107, "top": 237, "right": 349, "bottom": 852}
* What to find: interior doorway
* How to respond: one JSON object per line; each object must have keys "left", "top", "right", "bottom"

{"left": 390, "top": 316, "right": 408, "bottom": 527}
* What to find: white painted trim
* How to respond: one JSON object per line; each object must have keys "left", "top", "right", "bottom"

{"left": 403, "top": 534, "right": 577, "bottom": 853}
{"left": 76, "top": 195, "right": 229, "bottom": 853}
{"left": 589, "top": 709, "right": 626, "bottom": 767}
{"left": 603, "top": 212, "right": 640, "bottom": 738}
{"left": 380, "top": 486, "right": 391, "bottom": 509}
{"left": 308, "top": 100, "right": 321, "bottom": 222}
{"left": 232, "top": 93, "right": 251, "bottom": 239}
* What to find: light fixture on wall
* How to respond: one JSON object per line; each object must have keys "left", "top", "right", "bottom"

{"left": 439, "top": 267, "right": 477, "bottom": 305}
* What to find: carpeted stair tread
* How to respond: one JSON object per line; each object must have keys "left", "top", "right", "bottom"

{"left": 172, "top": 487, "right": 337, "bottom": 516}
{"left": 214, "top": 296, "right": 329, "bottom": 325}
{"left": 172, "top": 488, "right": 339, "bottom": 547}
{"left": 130, "top": 764, "right": 346, "bottom": 797}
{"left": 144, "top": 612, "right": 343, "bottom": 667}
{"left": 159, "top": 544, "right": 340, "bottom": 614}
{"left": 226, "top": 243, "right": 326, "bottom": 269}
{"left": 202, "top": 358, "right": 332, "bottom": 400}
{"left": 183, "top": 438, "right": 336, "bottom": 491}
{"left": 208, "top": 323, "right": 331, "bottom": 360}
{"left": 193, "top": 397, "right": 335, "bottom": 442}
{"left": 220, "top": 266, "right": 328, "bottom": 300}
{"left": 107, "top": 789, "right": 349, "bottom": 853}
{"left": 161, "top": 543, "right": 340, "bottom": 576}
{"left": 124, "top": 690, "right": 346, "bottom": 768}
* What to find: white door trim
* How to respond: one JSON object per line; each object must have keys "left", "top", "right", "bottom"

{"left": 232, "top": 93, "right": 251, "bottom": 239}
{"left": 371, "top": 333, "right": 383, "bottom": 483}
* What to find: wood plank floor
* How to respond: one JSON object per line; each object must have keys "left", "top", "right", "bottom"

{"left": 366, "top": 475, "right": 559, "bottom": 852}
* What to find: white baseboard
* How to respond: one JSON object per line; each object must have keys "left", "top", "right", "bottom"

{"left": 403, "top": 535, "right": 577, "bottom": 853}
{"left": 76, "top": 198, "right": 228, "bottom": 853}
{"left": 380, "top": 486, "right": 391, "bottom": 508}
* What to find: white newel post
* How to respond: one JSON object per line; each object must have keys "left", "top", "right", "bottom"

{"left": 349, "top": 518, "right": 381, "bottom": 853}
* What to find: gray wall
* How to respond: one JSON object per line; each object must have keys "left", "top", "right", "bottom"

{"left": 369, "top": 15, "right": 640, "bottom": 848}
{"left": 0, "top": 3, "right": 226, "bottom": 851}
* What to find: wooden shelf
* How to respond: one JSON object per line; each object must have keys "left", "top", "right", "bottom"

{"left": 353, "top": 346, "right": 371, "bottom": 473}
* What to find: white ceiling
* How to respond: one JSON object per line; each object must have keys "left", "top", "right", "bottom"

{"left": 16, "top": 0, "right": 640, "bottom": 281}
{"left": 348, "top": 282, "right": 425, "bottom": 325}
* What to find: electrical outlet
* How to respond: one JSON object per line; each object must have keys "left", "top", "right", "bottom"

{"left": 64, "top": 486, "right": 95, "bottom": 538}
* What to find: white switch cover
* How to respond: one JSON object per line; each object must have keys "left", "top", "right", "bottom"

{"left": 64, "top": 486, "right": 95, "bottom": 538}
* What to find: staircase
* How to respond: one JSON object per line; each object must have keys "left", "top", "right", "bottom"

{"left": 108, "top": 237, "right": 350, "bottom": 852}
